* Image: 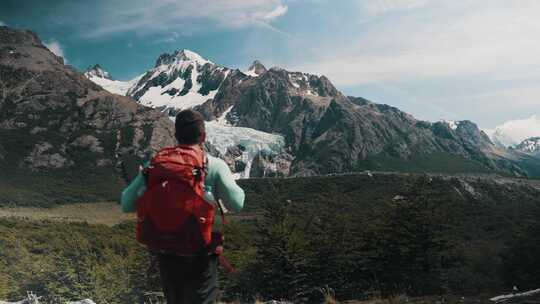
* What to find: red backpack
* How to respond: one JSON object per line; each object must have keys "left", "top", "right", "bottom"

{"left": 135, "top": 145, "right": 218, "bottom": 256}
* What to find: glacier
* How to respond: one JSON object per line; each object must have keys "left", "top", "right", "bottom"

{"left": 206, "top": 121, "right": 286, "bottom": 179}
{"left": 168, "top": 115, "right": 286, "bottom": 179}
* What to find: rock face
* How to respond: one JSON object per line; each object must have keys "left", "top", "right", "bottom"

{"left": 0, "top": 27, "right": 175, "bottom": 202}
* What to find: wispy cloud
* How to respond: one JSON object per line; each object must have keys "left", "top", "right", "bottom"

{"left": 259, "top": 4, "right": 288, "bottom": 21}
{"left": 80, "top": 0, "right": 288, "bottom": 38}
{"left": 297, "top": 0, "right": 540, "bottom": 85}
{"left": 359, "top": 0, "right": 432, "bottom": 15}
{"left": 44, "top": 40, "right": 68, "bottom": 63}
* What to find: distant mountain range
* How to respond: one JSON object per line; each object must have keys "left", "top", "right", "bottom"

{"left": 1, "top": 25, "right": 539, "bottom": 207}
{"left": 84, "top": 48, "right": 540, "bottom": 178}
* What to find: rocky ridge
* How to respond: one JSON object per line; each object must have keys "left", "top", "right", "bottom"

{"left": 84, "top": 51, "right": 540, "bottom": 177}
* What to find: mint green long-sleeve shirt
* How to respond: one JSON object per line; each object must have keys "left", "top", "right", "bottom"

{"left": 120, "top": 155, "right": 245, "bottom": 213}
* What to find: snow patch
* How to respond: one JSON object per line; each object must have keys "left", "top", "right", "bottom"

{"left": 87, "top": 75, "right": 141, "bottom": 96}
{"left": 179, "top": 49, "right": 212, "bottom": 66}
{"left": 445, "top": 120, "right": 458, "bottom": 130}
{"left": 244, "top": 68, "right": 260, "bottom": 77}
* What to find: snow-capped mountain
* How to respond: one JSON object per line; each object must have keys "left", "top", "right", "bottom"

{"left": 84, "top": 52, "right": 291, "bottom": 178}
{"left": 515, "top": 137, "right": 540, "bottom": 157}
{"left": 83, "top": 64, "right": 139, "bottom": 96}
{"left": 82, "top": 49, "right": 540, "bottom": 178}
{"left": 127, "top": 50, "right": 230, "bottom": 113}
{"left": 84, "top": 64, "right": 111, "bottom": 79}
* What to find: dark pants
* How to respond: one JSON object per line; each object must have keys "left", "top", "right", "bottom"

{"left": 157, "top": 253, "right": 219, "bottom": 304}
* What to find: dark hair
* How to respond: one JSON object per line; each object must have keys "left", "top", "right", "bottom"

{"left": 174, "top": 110, "right": 205, "bottom": 145}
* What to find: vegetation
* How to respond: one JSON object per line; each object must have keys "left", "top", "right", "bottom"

{"left": 1, "top": 174, "right": 540, "bottom": 303}
{"left": 0, "top": 166, "right": 124, "bottom": 207}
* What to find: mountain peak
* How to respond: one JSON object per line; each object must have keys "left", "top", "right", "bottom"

{"left": 155, "top": 49, "right": 212, "bottom": 67}
{"left": 84, "top": 64, "right": 112, "bottom": 80}
{"left": 245, "top": 60, "right": 267, "bottom": 77}
{"left": 176, "top": 49, "right": 209, "bottom": 62}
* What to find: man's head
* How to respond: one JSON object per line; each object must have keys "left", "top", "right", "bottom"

{"left": 175, "top": 110, "right": 206, "bottom": 145}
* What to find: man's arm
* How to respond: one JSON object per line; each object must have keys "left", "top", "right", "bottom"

{"left": 213, "top": 159, "right": 245, "bottom": 213}
{"left": 120, "top": 172, "right": 147, "bottom": 213}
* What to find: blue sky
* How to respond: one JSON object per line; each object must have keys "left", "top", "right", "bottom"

{"left": 2, "top": 0, "right": 540, "bottom": 133}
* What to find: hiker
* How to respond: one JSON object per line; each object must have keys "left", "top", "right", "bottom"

{"left": 120, "top": 109, "right": 245, "bottom": 304}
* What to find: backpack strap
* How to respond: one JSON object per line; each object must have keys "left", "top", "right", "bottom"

{"left": 192, "top": 151, "right": 208, "bottom": 182}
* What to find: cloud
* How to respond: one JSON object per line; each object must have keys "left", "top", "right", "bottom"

{"left": 81, "top": 0, "right": 288, "bottom": 38}
{"left": 260, "top": 4, "right": 288, "bottom": 21}
{"left": 296, "top": 0, "right": 540, "bottom": 86}
{"left": 0, "top": 20, "right": 5, "bottom": 26}
{"left": 359, "top": 0, "right": 432, "bottom": 15}
{"left": 485, "top": 115, "right": 540, "bottom": 146}
{"left": 43, "top": 40, "right": 68, "bottom": 63}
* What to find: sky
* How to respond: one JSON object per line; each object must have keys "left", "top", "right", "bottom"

{"left": 1, "top": 0, "right": 540, "bottom": 136}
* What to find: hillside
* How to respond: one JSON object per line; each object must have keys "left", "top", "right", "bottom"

{"left": 0, "top": 27, "right": 175, "bottom": 206}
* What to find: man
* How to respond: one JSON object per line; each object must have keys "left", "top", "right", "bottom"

{"left": 121, "top": 110, "right": 245, "bottom": 304}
